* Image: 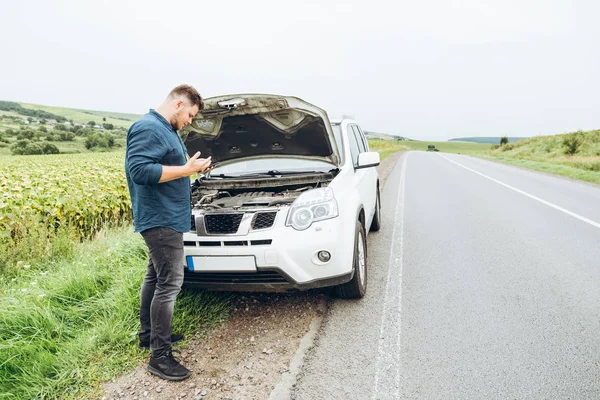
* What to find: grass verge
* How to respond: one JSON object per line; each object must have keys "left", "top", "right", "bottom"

{"left": 368, "top": 140, "right": 411, "bottom": 160}
{"left": 478, "top": 154, "right": 600, "bottom": 185}
{"left": 0, "top": 226, "right": 233, "bottom": 400}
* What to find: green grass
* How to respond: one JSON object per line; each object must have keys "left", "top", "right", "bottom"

{"left": 478, "top": 155, "right": 600, "bottom": 185}
{"left": 485, "top": 129, "right": 600, "bottom": 185}
{"left": 0, "top": 111, "right": 23, "bottom": 118}
{"left": 19, "top": 103, "right": 140, "bottom": 129}
{"left": 368, "top": 140, "right": 411, "bottom": 160}
{"left": 0, "top": 134, "right": 126, "bottom": 157}
{"left": 368, "top": 139, "right": 490, "bottom": 160}
{"left": 0, "top": 226, "right": 233, "bottom": 400}
{"left": 403, "top": 140, "right": 490, "bottom": 154}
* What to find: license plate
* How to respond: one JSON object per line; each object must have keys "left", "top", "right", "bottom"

{"left": 186, "top": 256, "right": 257, "bottom": 272}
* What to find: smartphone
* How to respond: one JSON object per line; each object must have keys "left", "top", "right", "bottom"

{"left": 204, "top": 162, "right": 220, "bottom": 173}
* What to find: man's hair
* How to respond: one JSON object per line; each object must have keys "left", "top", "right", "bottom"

{"left": 169, "top": 84, "right": 203, "bottom": 110}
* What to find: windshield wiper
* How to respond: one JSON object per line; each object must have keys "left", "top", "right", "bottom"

{"left": 263, "top": 170, "right": 330, "bottom": 176}
{"left": 206, "top": 170, "right": 334, "bottom": 179}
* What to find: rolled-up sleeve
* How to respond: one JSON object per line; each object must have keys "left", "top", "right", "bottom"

{"left": 126, "top": 128, "right": 166, "bottom": 186}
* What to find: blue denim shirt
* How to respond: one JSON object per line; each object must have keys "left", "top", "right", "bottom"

{"left": 125, "top": 109, "right": 191, "bottom": 233}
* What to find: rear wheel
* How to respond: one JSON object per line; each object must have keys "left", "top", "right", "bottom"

{"left": 370, "top": 188, "right": 381, "bottom": 232}
{"left": 334, "top": 222, "right": 367, "bottom": 299}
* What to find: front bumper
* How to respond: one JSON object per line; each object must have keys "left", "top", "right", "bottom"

{"left": 183, "top": 267, "right": 354, "bottom": 292}
{"left": 182, "top": 212, "right": 356, "bottom": 292}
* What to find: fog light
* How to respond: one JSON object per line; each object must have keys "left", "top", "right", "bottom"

{"left": 317, "top": 251, "right": 331, "bottom": 263}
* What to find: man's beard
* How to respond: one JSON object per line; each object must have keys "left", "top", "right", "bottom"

{"left": 169, "top": 116, "right": 180, "bottom": 131}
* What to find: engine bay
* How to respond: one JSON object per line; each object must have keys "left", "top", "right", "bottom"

{"left": 192, "top": 183, "right": 326, "bottom": 211}
{"left": 190, "top": 172, "right": 335, "bottom": 212}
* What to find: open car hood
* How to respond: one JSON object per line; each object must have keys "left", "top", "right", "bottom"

{"left": 179, "top": 94, "right": 341, "bottom": 167}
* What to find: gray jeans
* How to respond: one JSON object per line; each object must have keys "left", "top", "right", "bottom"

{"left": 139, "top": 227, "right": 184, "bottom": 358}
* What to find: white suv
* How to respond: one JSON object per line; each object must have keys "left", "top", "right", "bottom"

{"left": 180, "top": 95, "right": 381, "bottom": 298}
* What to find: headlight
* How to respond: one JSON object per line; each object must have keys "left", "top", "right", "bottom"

{"left": 286, "top": 187, "right": 339, "bottom": 230}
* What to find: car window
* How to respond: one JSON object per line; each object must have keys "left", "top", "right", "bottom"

{"left": 354, "top": 125, "right": 370, "bottom": 152}
{"left": 347, "top": 125, "right": 361, "bottom": 167}
{"left": 351, "top": 125, "right": 367, "bottom": 153}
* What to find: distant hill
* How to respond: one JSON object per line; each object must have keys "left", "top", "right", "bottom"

{"left": 448, "top": 137, "right": 526, "bottom": 144}
{"left": 365, "top": 131, "right": 410, "bottom": 141}
{"left": 0, "top": 100, "right": 143, "bottom": 156}
{"left": 18, "top": 102, "right": 141, "bottom": 129}
{"left": 0, "top": 100, "right": 141, "bottom": 129}
{"left": 487, "top": 129, "right": 599, "bottom": 184}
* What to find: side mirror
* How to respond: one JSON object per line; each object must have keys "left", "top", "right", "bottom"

{"left": 356, "top": 151, "right": 380, "bottom": 169}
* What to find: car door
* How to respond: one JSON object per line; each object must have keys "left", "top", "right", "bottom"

{"left": 351, "top": 125, "right": 377, "bottom": 224}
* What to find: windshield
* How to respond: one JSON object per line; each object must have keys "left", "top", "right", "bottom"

{"left": 208, "top": 158, "right": 336, "bottom": 177}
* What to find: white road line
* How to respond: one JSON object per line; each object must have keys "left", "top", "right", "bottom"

{"left": 394, "top": 155, "right": 407, "bottom": 398}
{"left": 442, "top": 155, "right": 600, "bottom": 230}
{"left": 372, "top": 153, "right": 408, "bottom": 400}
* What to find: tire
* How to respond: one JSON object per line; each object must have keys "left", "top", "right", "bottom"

{"left": 370, "top": 188, "right": 381, "bottom": 232}
{"left": 334, "top": 222, "right": 367, "bottom": 299}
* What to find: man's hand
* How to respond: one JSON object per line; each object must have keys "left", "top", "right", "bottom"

{"left": 186, "top": 151, "right": 212, "bottom": 174}
{"left": 158, "top": 152, "right": 212, "bottom": 183}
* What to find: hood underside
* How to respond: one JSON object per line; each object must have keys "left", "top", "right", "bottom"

{"left": 179, "top": 94, "right": 340, "bottom": 166}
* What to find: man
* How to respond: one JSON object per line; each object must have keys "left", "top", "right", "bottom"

{"left": 125, "top": 84, "right": 211, "bottom": 381}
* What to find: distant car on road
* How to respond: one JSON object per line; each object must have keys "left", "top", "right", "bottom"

{"left": 179, "top": 94, "right": 381, "bottom": 299}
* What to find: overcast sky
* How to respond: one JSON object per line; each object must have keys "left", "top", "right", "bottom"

{"left": 1, "top": 0, "right": 599, "bottom": 140}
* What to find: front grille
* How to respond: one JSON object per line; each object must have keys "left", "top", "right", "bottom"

{"left": 252, "top": 212, "right": 276, "bottom": 230}
{"left": 204, "top": 214, "right": 243, "bottom": 234}
{"left": 184, "top": 270, "right": 288, "bottom": 285}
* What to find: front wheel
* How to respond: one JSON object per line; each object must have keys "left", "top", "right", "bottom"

{"left": 334, "top": 222, "right": 367, "bottom": 299}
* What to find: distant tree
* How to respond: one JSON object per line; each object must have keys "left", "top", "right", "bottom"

{"left": 41, "top": 142, "right": 60, "bottom": 154}
{"left": 85, "top": 133, "right": 115, "bottom": 150}
{"left": 11, "top": 140, "right": 43, "bottom": 155}
{"left": 78, "top": 127, "right": 94, "bottom": 136}
{"left": 103, "top": 123, "right": 114, "bottom": 130}
{"left": 85, "top": 134, "right": 103, "bottom": 149}
{"left": 500, "top": 136, "right": 509, "bottom": 145}
{"left": 11, "top": 140, "right": 31, "bottom": 154}
{"left": 102, "top": 117, "right": 106, "bottom": 122}
{"left": 38, "top": 125, "right": 48, "bottom": 133}
{"left": 54, "top": 124, "right": 68, "bottom": 132}
{"left": 563, "top": 131, "right": 582, "bottom": 155}
{"left": 40, "top": 118, "right": 47, "bottom": 124}
{"left": 6, "top": 128, "right": 15, "bottom": 136}
{"left": 88, "top": 120, "right": 96, "bottom": 127}
{"left": 58, "top": 132, "right": 75, "bottom": 141}
{"left": 27, "top": 117, "right": 34, "bottom": 123}
{"left": 17, "top": 129, "right": 35, "bottom": 140}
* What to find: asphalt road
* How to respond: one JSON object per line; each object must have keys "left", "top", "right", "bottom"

{"left": 292, "top": 151, "right": 600, "bottom": 400}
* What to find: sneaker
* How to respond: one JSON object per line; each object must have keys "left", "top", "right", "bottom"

{"left": 147, "top": 349, "right": 191, "bottom": 381}
{"left": 139, "top": 334, "right": 184, "bottom": 349}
